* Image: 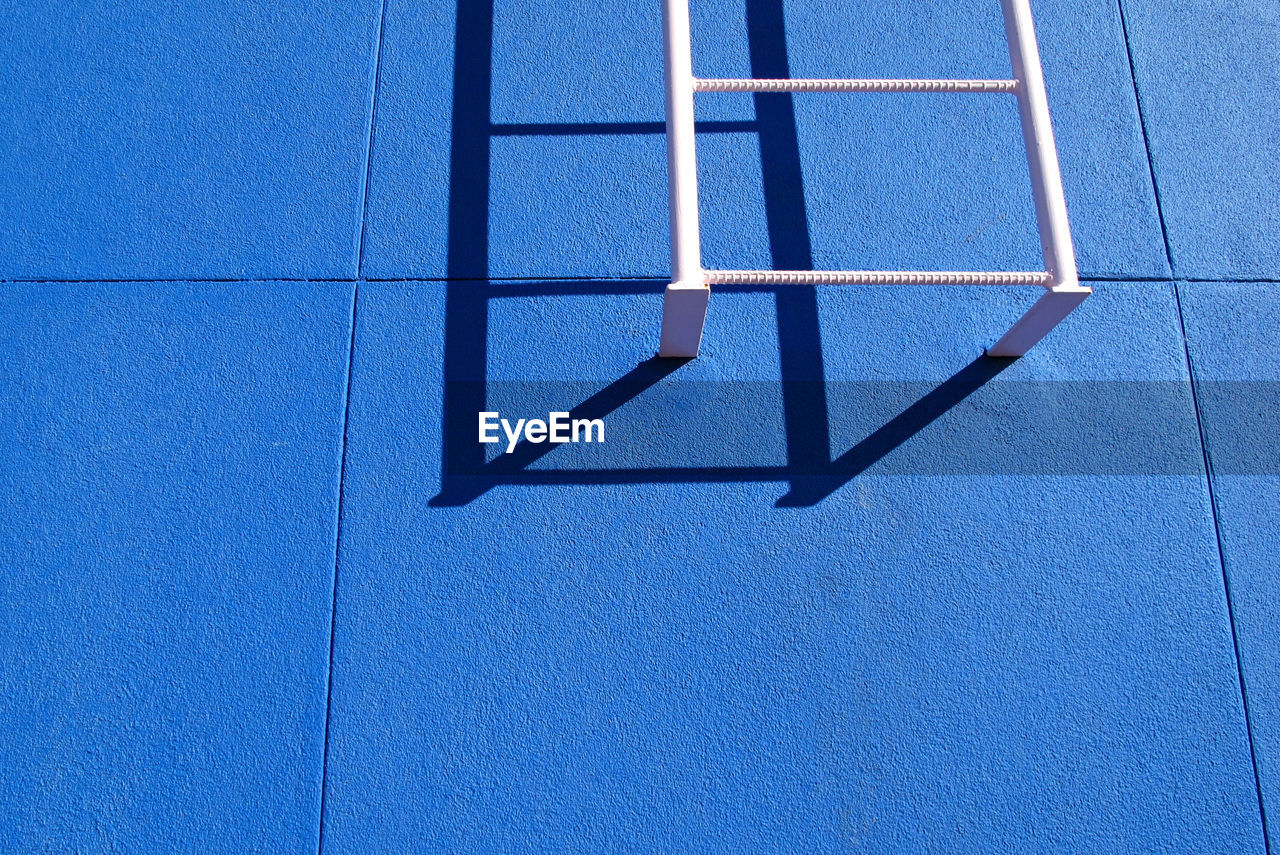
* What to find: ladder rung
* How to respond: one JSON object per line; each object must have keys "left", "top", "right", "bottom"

{"left": 693, "top": 78, "right": 1018, "bottom": 94}
{"left": 705, "top": 270, "right": 1053, "bottom": 286}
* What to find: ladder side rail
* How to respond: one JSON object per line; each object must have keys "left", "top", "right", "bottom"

{"left": 662, "top": 0, "right": 702, "bottom": 285}
{"left": 658, "top": 0, "right": 711, "bottom": 357}
{"left": 1002, "top": 0, "right": 1077, "bottom": 288}
{"left": 990, "top": 0, "right": 1089, "bottom": 358}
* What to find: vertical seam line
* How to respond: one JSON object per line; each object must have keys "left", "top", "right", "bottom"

{"left": 356, "top": 0, "right": 390, "bottom": 278}
{"left": 318, "top": 0, "right": 384, "bottom": 846}
{"left": 1116, "top": 0, "right": 1175, "bottom": 278}
{"left": 1173, "top": 281, "right": 1272, "bottom": 855}
{"left": 1126, "top": 0, "right": 1270, "bottom": 841}
{"left": 316, "top": 282, "right": 359, "bottom": 855}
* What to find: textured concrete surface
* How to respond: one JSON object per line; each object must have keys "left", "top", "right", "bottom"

{"left": 320, "top": 281, "right": 1264, "bottom": 853}
{"left": 0, "top": 282, "right": 354, "bottom": 852}
{"left": 1, "top": 0, "right": 1276, "bottom": 851}
{"left": 0, "top": 0, "right": 383, "bottom": 279}
{"left": 359, "top": 0, "right": 1167, "bottom": 280}
{"left": 1182, "top": 284, "right": 1280, "bottom": 846}
{"left": 1121, "top": 0, "right": 1280, "bottom": 280}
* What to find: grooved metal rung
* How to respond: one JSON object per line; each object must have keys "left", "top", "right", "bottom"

{"left": 658, "top": 0, "right": 1090, "bottom": 360}
{"left": 705, "top": 270, "right": 1053, "bottom": 286}
{"left": 694, "top": 78, "right": 1018, "bottom": 94}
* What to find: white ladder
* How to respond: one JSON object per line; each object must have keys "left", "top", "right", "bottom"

{"left": 657, "top": 0, "right": 1090, "bottom": 358}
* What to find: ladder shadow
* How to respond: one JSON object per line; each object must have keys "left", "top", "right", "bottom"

{"left": 430, "top": 348, "right": 1013, "bottom": 507}
{"left": 776, "top": 354, "right": 1014, "bottom": 505}
{"left": 430, "top": 355, "right": 688, "bottom": 507}
{"left": 432, "top": 0, "right": 1012, "bottom": 507}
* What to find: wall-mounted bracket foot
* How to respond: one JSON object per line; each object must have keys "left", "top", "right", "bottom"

{"left": 987, "top": 282, "right": 1091, "bottom": 357}
{"left": 658, "top": 281, "right": 710, "bottom": 358}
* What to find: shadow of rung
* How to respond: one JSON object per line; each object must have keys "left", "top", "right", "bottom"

{"left": 490, "top": 120, "right": 758, "bottom": 136}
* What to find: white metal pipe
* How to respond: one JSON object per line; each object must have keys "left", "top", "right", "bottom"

{"left": 705, "top": 269, "right": 1052, "bottom": 286}
{"left": 657, "top": 0, "right": 1085, "bottom": 359}
{"left": 1001, "top": 0, "right": 1078, "bottom": 289}
{"left": 662, "top": 0, "right": 702, "bottom": 286}
{"left": 695, "top": 78, "right": 1018, "bottom": 94}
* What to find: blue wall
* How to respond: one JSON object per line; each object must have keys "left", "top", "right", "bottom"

{"left": 1, "top": 0, "right": 1277, "bottom": 851}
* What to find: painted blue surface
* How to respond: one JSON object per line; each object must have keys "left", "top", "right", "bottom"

{"left": 1181, "top": 284, "right": 1280, "bottom": 844}
{"left": 0, "top": 282, "right": 353, "bottom": 853}
{"left": 1121, "top": 0, "right": 1280, "bottom": 280}
{"left": 319, "top": 281, "right": 1263, "bottom": 852}
{"left": 0, "top": 0, "right": 382, "bottom": 279}
{"left": 359, "top": 0, "right": 1166, "bottom": 280}
{"left": 1, "top": 0, "right": 1276, "bottom": 850}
